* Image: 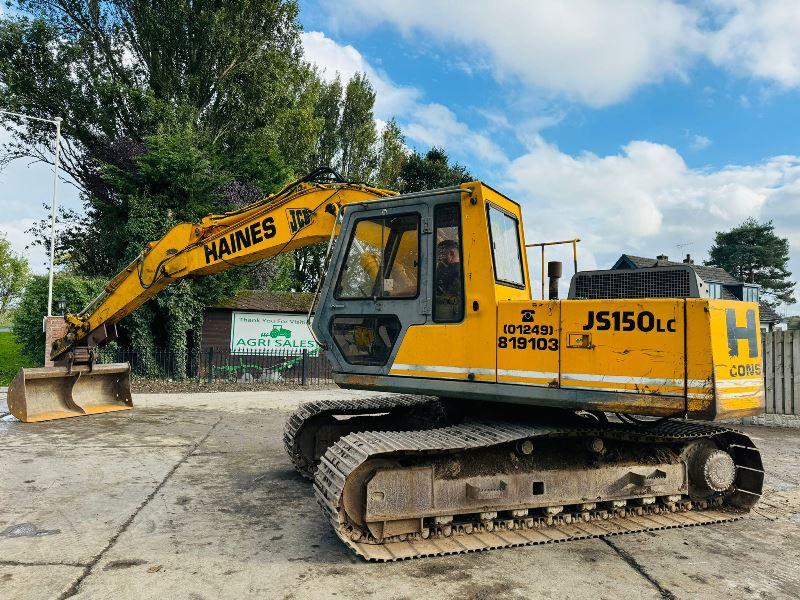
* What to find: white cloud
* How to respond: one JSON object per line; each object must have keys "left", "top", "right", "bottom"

{"left": 403, "top": 104, "right": 507, "bottom": 165}
{"left": 690, "top": 134, "right": 712, "bottom": 151}
{"left": 321, "top": 0, "right": 701, "bottom": 107}
{"left": 320, "top": 0, "right": 800, "bottom": 106}
{"left": 706, "top": 0, "right": 800, "bottom": 88}
{"left": 501, "top": 138, "right": 800, "bottom": 307}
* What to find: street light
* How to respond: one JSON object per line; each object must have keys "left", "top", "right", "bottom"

{"left": 0, "top": 110, "right": 63, "bottom": 319}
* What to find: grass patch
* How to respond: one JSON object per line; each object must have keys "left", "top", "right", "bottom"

{"left": 0, "top": 331, "right": 30, "bottom": 386}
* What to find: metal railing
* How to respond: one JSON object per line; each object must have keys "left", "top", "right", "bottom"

{"left": 97, "top": 346, "right": 333, "bottom": 385}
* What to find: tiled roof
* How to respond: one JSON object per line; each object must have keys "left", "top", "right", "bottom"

{"left": 209, "top": 290, "right": 313, "bottom": 313}
{"left": 614, "top": 254, "right": 780, "bottom": 323}
{"left": 615, "top": 254, "right": 739, "bottom": 283}
{"left": 759, "top": 302, "right": 781, "bottom": 323}
{"left": 616, "top": 255, "right": 659, "bottom": 269}
{"left": 687, "top": 265, "right": 740, "bottom": 284}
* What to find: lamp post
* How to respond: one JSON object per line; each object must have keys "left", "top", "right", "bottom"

{"left": 0, "top": 110, "right": 63, "bottom": 318}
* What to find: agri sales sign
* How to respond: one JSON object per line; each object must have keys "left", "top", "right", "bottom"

{"left": 230, "top": 311, "right": 319, "bottom": 355}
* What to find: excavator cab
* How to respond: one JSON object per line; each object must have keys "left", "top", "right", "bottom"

{"left": 314, "top": 182, "right": 529, "bottom": 385}
{"left": 315, "top": 197, "right": 431, "bottom": 369}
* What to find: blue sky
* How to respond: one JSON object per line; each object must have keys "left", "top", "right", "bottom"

{"left": 3, "top": 0, "right": 800, "bottom": 311}
{"left": 298, "top": 0, "right": 800, "bottom": 310}
{"left": 300, "top": 1, "right": 800, "bottom": 171}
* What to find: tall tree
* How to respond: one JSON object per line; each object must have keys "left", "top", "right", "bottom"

{"left": 376, "top": 118, "right": 406, "bottom": 189}
{"left": 1, "top": 0, "right": 317, "bottom": 274}
{"left": 311, "top": 76, "right": 343, "bottom": 169}
{"left": 0, "top": 1, "right": 318, "bottom": 182}
{"left": 0, "top": 1, "right": 316, "bottom": 373}
{"left": 338, "top": 73, "right": 377, "bottom": 181}
{"left": 399, "top": 147, "right": 472, "bottom": 193}
{"left": 0, "top": 234, "right": 29, "bottom": 319}
{"left": 276, "top": 73, "right": 379, "bottom": 293}
{"left": 707, "top": 218, "right": 795, "bottom": 306}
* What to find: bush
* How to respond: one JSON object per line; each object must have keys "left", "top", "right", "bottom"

{"left": 12, "top": 274, "right": 107, "bottom": 366}
{"left": 0, "top": 308, "right": 14, "bottom": 329}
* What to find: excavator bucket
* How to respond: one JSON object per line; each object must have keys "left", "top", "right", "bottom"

{"left": 7, "top": 363, "right": 133, "bottom": 423}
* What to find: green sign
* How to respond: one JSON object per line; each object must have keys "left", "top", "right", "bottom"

{"left": 230, "top": 311, "right": 319, "bottom": 355}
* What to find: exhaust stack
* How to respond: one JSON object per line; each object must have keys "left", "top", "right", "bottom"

{"left": 548, "top": 261, "right": 562, "bottom": 300}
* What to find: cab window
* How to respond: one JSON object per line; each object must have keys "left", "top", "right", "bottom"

{"left": 331, "top": 315, "right": 402, "bottom": 365}
{"left": 434, "top": 204, "right": 464, "bottom": 322}
{"left": 335, "top": 214, "right": 420, "bottom": 300}
{"left": 487, "top": 204, "right": 525, "bottom": 287}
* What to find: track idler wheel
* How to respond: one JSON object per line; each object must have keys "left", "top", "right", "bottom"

{"left": 685, "top": 440, "right": 737, "bottom": 497}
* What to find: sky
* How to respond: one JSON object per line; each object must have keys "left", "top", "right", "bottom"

{"left": 2, "top": 0, "right": 800, "bottom": 312}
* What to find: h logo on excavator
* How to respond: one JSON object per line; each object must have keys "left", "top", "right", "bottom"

{"left": 726, "top": 308, "right": 758, "bottom": 358}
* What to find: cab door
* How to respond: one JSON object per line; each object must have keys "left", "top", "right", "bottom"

{"left": 313, "top": 201, "right": 430, "bottom": 375}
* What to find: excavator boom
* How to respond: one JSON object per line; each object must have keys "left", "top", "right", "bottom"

{"left": 9, "top": 170, "right": 395, "bottom": 422}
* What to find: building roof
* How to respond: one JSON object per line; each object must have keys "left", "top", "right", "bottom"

{"left": 612, "top": 254, "right": 781, "bottom": 323}
{"left": 759, "top": 303, "right": 781, "bottom": 323}
{"left": 613, "top": 254, "right": 739, "bottom": 284}
{"left": 208, "top": 290, "right": 313, "bottom": 313}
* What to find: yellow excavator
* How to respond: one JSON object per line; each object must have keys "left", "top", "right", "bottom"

{"left": 9, "top": 168, "right": 765, "bottom": 561}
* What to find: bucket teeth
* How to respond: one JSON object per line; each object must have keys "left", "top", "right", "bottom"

{"left": 8, "top": 363, "right": 133, "bottom": 422}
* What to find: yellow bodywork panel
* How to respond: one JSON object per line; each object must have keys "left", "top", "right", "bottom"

{"left": 706, "top": 299, "right": 764, "bottom": 418}
{"left": 392, "top": 297, "right": 763, "bottom": 421}
{"left": 497, "top": 301, "right": 560, "bottom": 387}
{"left": 560, "top": 299, "right": 687, "bottom": 396}
{"left": 385, "top": 182, "right": 763, "bottom": 421}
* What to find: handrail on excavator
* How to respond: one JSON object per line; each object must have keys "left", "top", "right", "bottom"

{"left": 526, "top": 238, "right": 581, "bottom": 299}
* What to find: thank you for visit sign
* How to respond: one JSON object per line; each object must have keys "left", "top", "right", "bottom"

{"left": 230, "top": 311, "right": 319, "bottom": 355}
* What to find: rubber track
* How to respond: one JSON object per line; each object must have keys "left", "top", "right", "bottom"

{"left": 314, "top": 419, "right": 761, "bottom": 561}
{"left": 283, "top": 395, "right": 439, "bottom": 479}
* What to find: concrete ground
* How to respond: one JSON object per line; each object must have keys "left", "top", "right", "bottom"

{"left": 1, "top": 388, "right": 799, "bottom": 600}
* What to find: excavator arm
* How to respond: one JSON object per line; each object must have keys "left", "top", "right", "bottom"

{"left": 53, "top": 170, "right": 396, "bottom": 363}
{"left": 8, "top": 170, "right": 396, "bottom": 422}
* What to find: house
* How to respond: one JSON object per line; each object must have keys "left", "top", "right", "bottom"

{"left": 611, "top": 254, "right": 781, "bottom": 331}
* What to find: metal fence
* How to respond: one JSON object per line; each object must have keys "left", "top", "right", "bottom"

{"left": 98, "top": 346, "right": 333, "bottom": 385}
{"left": 763, "top": 330, "right": 800, "bottom": 416}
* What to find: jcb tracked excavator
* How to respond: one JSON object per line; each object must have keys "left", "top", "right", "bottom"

{"left": 9, "top": 169, "right": 765, "bottom": 561}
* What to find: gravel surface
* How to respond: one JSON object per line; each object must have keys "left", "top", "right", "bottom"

{"left": 1, "top": 390, "right": 799, "bottom": 599}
